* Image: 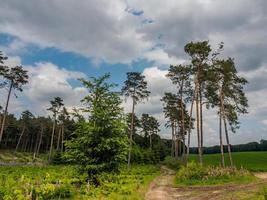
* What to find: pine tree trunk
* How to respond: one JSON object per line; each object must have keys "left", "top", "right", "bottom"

{"left": 149, "top": 133, "right": 152, "bottom": 150}
{"left": 199, "top": 86, "right": 204, "bottom": 160}
{"left": 0, "top": 81, "right": 13, "bottom": 143}
{"left": 222, "top": 101, "right": 233, "bottom": 167}
{"left": 35, "top": 125, "right": 43, "bottom": 159}
{"left": 219, "top": 98, "right": 225, "bottom": 167}
{"left": 61, "top": 124, "right": 64, "bottom": 152}
{"left": 196, "top": 80, "right": 202, "bottom": 164}
{"left": 186, "top": 87, "right": 196, "bottom": 163}
{"left": 174, "top": 122, "right": 179, "bottom": 159}
{"left": 49, "top": 119, "right": 56, "bottom": 161}
{"left": 15, "top": 125, "right": 25, "bottom": 151}
{"left": 127, "top": 98, "right": 135, "bottom": 169}
{"left": 171, "top": 122, "right": 174, "bottom": 157}
{"left": 56, "top": 125, "right": 61, "bottom": 151}
{"left": 180, "top": 82, "right": 186, "bottom": 160}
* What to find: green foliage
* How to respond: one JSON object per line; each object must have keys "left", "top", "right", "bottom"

{"left": 0, "top": 164, "right": 159, "bottom": 199}
{"left": 131, "top": 145, "right": 161, "bottom": 164}
{"left": 261, "top": 186, "right": 267, "bottom": 200}
{"left": 65, "top": 74, "right": 128, "bottom": 183}
{"left": 161, "top": 156, "right": 182, "bottom": 170}
{"left": 122, "top": 72, "right": 150, "bottom": 104}
{"left": 51, "top": 151, "right": 65, "bottom": 164}
{"left": 175, "top": 162, "right": 255, "bottom": 186}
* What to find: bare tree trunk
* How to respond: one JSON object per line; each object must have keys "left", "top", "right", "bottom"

{"left": 222, "top": 101, "right": 233, "bottom": 167}
{"left": 171, "top": 122, "right": 174, "bottom": 157}
{"left": 196, "top": 80, "right": 202, "bottom": 164}
{"left": 0, "top": 81, "right": 13, "bottom": 143}
{"left": 219, "top": 103, "right": 225, "bottom": 167}
{"left": 49, "top": 119, "right": 56, "bottom": 162}
{"left": 174, "top": 122, "right": 179, "bottom": 159}
{"left": 15, "top": 125, "right": 25, "bottom": 151}
{"left": 186, "top": 87, "right": 196, "bottom": 163}
{"left": 149, "top": 133, "right": 152, "bottom": 150}
{"left": 199, "top": 85, "right": 204, "bottom": 160}
{"left": 56, "top": 125, "right": 62, "bottom": 151}
{"left": 34, "top": 125, "right": 43, "bottom": 160}
{"left": 61, "top": 124, "right": 64, "bottom": 152}
{"left": 33, "top": 132, "right": 39, "bottom": 161}
{"left": 127, "top": 98, "right": 135, "bottom": 169}
{"left": 180, "top": 82, "right": 186, "bottom": 161}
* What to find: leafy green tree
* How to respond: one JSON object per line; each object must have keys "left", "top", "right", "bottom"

{"left": 47, "top": 97, "right": 64, "bottom": 161}
{"left": 0, "top": 66, "right": 29, "bottom": 143}
{"left": 140, "top": 114, "right": 160, "bottom": 149}
{"left": 66, "top": 74, "right": 127, "bottom": 184}
{"left": 122, "top": 72, "right": 150, "bottom": 168}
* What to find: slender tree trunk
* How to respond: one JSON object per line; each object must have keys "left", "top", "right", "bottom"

{"left": 61, "top": 124, "right": 64, "bottom": 152}
{"left": 221, "top": 97, "right": 233, "bottom": 167}
{"left": 171, "top": 122, "right": 174, "bottom": 157}
{"left": 49, "top": 118, "right": 56, "bottom": 162}
{"left": 30, "top": 133, "right": 34, "bottom": 152}
{"left": 180, "top": 83, "right": 186, "bottom": 160}
{"left": 56, "top": 125, "right": 61, "bottom": 151}
{"left": 23, "top": 137, "right": 29, "bottom": 152}
{"left": 174, "top": 122, "right": 179, "bottom": 159}
{"left": 127, "top": 98, "right": 135, "bottom": 169}
{"left": 219, "top": 98, "right": 225, "bottom": 167}
{"left": 15, "top": 125, "right": 25, "bottom": 151}
{"left": 33, "top": 132, "right": 39, "bottom": 161}
{"left": 0, "top": 81, "right": 13, "bottom": 143}
{"left": 186, "top": 87, "right": 196, "bottom": 162}
{"left": 149, "top": 133, "right": 152, "bottom": 150}
{"left": 35, "top": 125, "right": 43, "bottom": 159}
{"left": 199, "top": 85, "right": 204, "bottom": 159}
{"left": 196, "top": 80, "right": 202, "bottom": 164}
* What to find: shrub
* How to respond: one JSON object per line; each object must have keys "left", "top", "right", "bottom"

{"left": 175, "top": 162, "right": 253, "bottom": 185}
{"left": 161, "top": 156, "right": 182, "bottom": 170}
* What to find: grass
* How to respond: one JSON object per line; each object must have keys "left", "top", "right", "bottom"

{"left": 0, "top": 164, "right": 159, "bottom": 199}
{"left": 174, "top": 161, "right": 257, "bottom": 186}
{"left": 0, "top": 150, "right": 46, "bottom": 164}
{"left": 189, "top": 151, "right": 267, "bottom": 171}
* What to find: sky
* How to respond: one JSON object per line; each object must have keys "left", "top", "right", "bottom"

{"left": 0, "top": 0, "right": 266, "bottom": 147}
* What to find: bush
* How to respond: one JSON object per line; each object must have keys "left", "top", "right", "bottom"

{"left": 51, "top": 151, "right": 65, "bottom": 164}
{"left": 132, "top": 146, "right": 162, "bottom": 164}
{"left": 175, "top": 162, "right": 254, "bottom": 185}
{"left": 161, "top": 156, "right": 182, "bottom": 170}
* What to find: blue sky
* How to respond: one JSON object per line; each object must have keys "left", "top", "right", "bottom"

{"left": 0, "top": 0, "right": 267, "bottom": 146}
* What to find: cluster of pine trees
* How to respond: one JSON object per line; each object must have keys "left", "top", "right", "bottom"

{"left": 162, "top": 41, "right": 248, "bottom": 167}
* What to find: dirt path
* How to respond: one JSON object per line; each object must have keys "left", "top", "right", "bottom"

{"left": 145, "top": 167, "right": 267, "bottom": 200}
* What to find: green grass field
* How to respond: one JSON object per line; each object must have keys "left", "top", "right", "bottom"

{"left": 190, "top": 151, "right": 267, "bottom": 171}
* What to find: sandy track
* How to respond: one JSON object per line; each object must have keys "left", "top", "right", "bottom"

{"left": 145, "top": 167, "right": 267, "bottom": 200}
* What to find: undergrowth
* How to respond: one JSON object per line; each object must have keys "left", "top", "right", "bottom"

{"left": 175, "top": 162, "right": 257, "bottom": 186}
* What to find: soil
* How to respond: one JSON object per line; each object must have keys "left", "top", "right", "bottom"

{"left": 145, "top": 167, "right": 267, "bottom": 200}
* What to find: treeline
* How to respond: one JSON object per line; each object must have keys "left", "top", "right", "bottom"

{"left": 190, "top": 140, "right": 267, "bottom": 154}
{"left": 0, "top": 112, "right": 76, "bottom": 156}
